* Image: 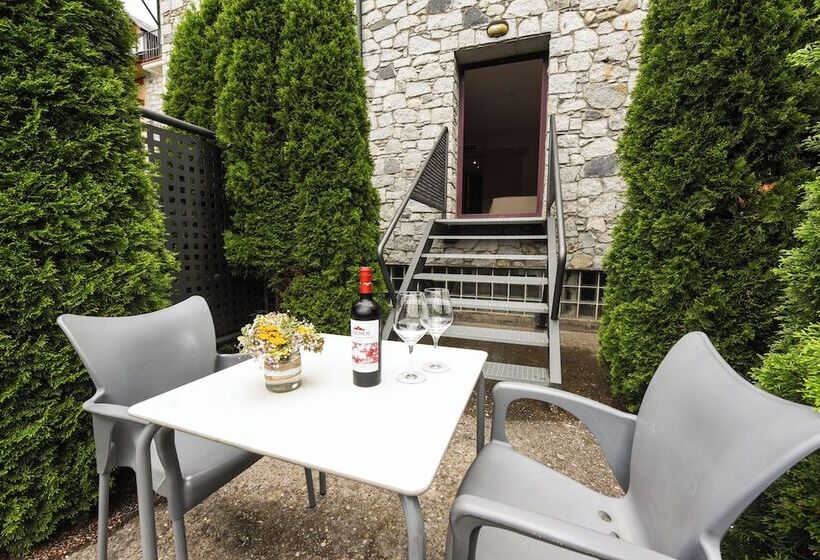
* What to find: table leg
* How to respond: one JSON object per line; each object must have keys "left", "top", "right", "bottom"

{"left": 476, "top": 372, "right": 485, "bottom": 454}
{"left": 135, "top": 424, "right": 160, "bottom": 560}
{"left": 304, "top": 468, "right": 317, "bottom": 508}
{"left": 319, "top": 471, "right": 327, "bottom": 496}
{"left": 399, "top": 495, "right": 426, "bottom": 560}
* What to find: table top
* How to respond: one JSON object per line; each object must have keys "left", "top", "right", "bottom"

{"left": 129, "top": 334, "right": 487, "bottom": 496}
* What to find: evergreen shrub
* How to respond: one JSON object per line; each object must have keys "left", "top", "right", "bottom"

{"left": 725, "top": 36, "right": 820, "bottom": 559}
{"left": 276, "top": 0, "right": 382, "bottom": 332}
{"left": 213, "top": 0, "right": 294, "bottom": 293}
{"left": 0, "top": 0, "right": 175, "bottom": 554}
{"left": 599, "top": 0, "right": 816, "bottom": 409}
{"left": 163, "top": 0, "right": 222, "bottom": 129}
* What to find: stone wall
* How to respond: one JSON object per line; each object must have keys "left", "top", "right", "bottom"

{"left": 365, "top": 0, "right": 646, "bottom": 269}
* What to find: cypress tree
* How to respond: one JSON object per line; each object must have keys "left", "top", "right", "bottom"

{"left": 0, "top": 0, "right": 175, "bottom": 553}
{"left": 277, "top": 0, "right": 383, "bottom": 332}
{"left": 213, "top": 0, "right": 293, "bottom": 293}
{"left": 599, "top": 0, "right": 816, "bottom": 408}
{"left": 725, "top": 38, "right": 820, "bottom": 560}
{"left": 163, "top": 0, "right": 222, "bottom": 129}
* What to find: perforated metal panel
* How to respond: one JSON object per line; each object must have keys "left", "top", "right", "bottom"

{"left": 143, "top": 121, "right": 265, "bottom": 338}
{"left": 410, "top": 129, "right": 448, "bottom": 211}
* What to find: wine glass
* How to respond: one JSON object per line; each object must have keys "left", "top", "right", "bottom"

{"left": 392, "top": 291, "right": 429, "bottom": 384}
{"left": 421, "top": 287, "right": 454, "bottom": 373}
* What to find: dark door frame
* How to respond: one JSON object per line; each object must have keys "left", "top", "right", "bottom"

{"left": 456, "top": 51, "right": 549, "bottom": 218}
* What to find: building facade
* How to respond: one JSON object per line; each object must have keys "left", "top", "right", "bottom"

{"left": 148, "top": 0, "right": 645, "bottom": 280}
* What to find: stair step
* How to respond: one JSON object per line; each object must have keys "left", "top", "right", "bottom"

{"left": 443, "top": 325, "right": 548, "bottom": 347}
{"left": 422, "top": 253, "right": 546, "bottom": 261}
{"left": 437, "top": 217, "right": 544, "bottom": 226}
{"left": 483, "top": 361, "right": 549, "bottom": 385}
{"left": 450, "top": 298, "right": 549, "bottom": 314}
{"left": 429, "top": 235, "right": 547, "bottom": 240}
{"left": 414, "top": 273, "right": 549, "bottom": 286}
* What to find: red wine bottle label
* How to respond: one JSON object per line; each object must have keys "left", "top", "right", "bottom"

{"left": 351, "top": 319, "right": 379, "bottom": 373}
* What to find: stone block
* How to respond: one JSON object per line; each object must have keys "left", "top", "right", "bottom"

{"left": 581, "top": 137, "right": 617, "bottom": 158}
{"left": 616, "top": 0, "right": 638, "bottom": 12}
{"left": 505, "top": 0, "right": 548, "bottom": 17}
{"left": 550, "top": 72, "right": 578, "bottom": 94}
{"left": 519, "top": 17, "right": 541, "bottom": 36}
{"left": 383, "top": 158, "right": 402, "bottom": 174}
{"left": 408, "top": 35, "right": 440, "bottom": 54}
{"left": 581, "top": 118, "right": 608, "bottom": 138}
{"left": 383, "top": 93, "right": 407, "bottom": 111}
{"left": 386, "top": 2, "right": 408, "bottom": 19}
{"left": 549, "top": 34, "right": 574, "bottom": 56}
{"left": 559, "top": 11, "right": 585, "bottom": 33}
{"left": 462, "top": 6, "right": 489, "bottom": 27}
{"left": 373, "top": 79, "right": 396, "bottom": 97}
{"left": 582, "top": 154, "right": 618, "bottom": 177}
{"left": 594, "top": 43, "right": 629, "bottom": 62}
{"left": 573, "top": 28, "right": 599, "bottom": 51}
{"left": 584, "top": 82, "right": 627, "bottom": 109}
{"left": 395, "top": 108, "right": 419, "bottom": 123}
{"left": 426, "top": 0, "right": 452, "bottom": 14}
{"left": 376, "top": 64, "right": 396, "bottom": 79}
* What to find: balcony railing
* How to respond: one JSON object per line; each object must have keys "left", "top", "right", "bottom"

{"left": 136, "top": 29, "right": 161, "bottom": 63}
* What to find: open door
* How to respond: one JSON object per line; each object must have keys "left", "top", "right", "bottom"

{"left": 457, "top": 54, "right": 547, "bottom": 217}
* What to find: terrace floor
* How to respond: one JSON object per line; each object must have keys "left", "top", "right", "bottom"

{"left": 49, "top": 330, "right": 619, "bottom": 560}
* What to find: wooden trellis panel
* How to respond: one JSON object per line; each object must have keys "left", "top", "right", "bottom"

{"left": 143, "top": 121, "right": 265, "bottom": 339}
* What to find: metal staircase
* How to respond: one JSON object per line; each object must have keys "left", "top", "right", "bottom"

{"left": 377, "top": 116, "right": 567, "bottom": 386}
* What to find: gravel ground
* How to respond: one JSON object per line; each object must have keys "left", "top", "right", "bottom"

{"left": 36, "top": 329, "right": 623, "bottom": 560}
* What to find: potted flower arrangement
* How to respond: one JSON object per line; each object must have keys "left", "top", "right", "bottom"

{"left": 238, "top": 313, "right": 324, "bottom": 392}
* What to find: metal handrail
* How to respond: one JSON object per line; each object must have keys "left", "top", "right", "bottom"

{"left": 377, "top": 126, "right": 448, "bottom": 305}
{"left": 139, "top": 108, "right": 217, "bottom": 139}
{"left": 547, "top": 114, "right": 567, "bottom": 321}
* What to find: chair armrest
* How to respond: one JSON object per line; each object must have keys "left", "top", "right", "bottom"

{"left": 83, "top": 397, "right": 147, "bottom": 425}
{"left": 215, "top": 353, "right": 250, "bottom": 371}
{"left": 491, "top": 382, "right": 636, "bottom": 490}
{"left": 449, "top": 494, "right": 674, "bottom": 560}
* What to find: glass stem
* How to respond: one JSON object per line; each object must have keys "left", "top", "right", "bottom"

{"left": 432, "top": 333, "right": 440, "bottom": 351}
{"left": 408, "top": 344, "right": 414, "bottom": 373}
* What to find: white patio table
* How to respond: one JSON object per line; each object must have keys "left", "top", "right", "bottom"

{"left": 128, "top": 333, "right": 487, "bottom": 560}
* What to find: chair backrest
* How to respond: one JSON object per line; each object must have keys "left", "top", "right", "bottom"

{"left": 626, "top": 332, "right": 820, "bottom": 560}
{"left": 58, "top": 296, "right": 218, "bottom": 406}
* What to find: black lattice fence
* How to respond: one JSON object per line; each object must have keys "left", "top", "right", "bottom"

{"left": 140, "top": 109, "right": 266, "bottom": 339}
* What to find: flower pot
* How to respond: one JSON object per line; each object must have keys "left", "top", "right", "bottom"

{"left": 260, "top": 352, "right": 302, "bottom": 392}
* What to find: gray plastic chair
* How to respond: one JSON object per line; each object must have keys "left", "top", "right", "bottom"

{"left": 58, "top": 296, "right": 322, "bottom": 560}
{"left": 447, "top": 331, "right": 820, "bottom": 560}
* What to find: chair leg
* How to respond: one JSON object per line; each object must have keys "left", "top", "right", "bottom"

{"left": 135, "top": 424, "right": 160, "bottom": 560}
{"left": 304, "top": 468, "right": 317, "bottom": 508}
{"left": 97, "top": 472, "right": 111, "bottom": 560}
{"left": 172, "top": 517, "right": 188, "bottom": 560}
{"left": 319, "top": 471, "right": 327, "bottom": 496}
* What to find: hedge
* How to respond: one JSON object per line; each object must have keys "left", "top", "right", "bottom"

{"left": 165, "top": 0, "right": 383, "bottom": 330}
{"left": 599, "top": 0, "right": 816, "bottom": 409}
{"left": 277, "top": 0, "right": 383, "bottom": 333}
{"left": 724, "top": 37, "right": 820, "bottom": 559}
{"left": 163, "top": 0, "right": 222, "bottom": 130}
{"left": 213, "top": 0, "right": 294, "bottom": 293}
{"left": 0, "top": 0, "right": 175, "bottom": 554}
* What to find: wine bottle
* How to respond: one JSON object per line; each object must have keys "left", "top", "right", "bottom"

{"left": 351, "top": 266, "right": 381, "bottom": 387}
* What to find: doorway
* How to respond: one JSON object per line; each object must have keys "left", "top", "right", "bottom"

{"left": 457, "top": 55, "right": 547, "bottom": 217}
